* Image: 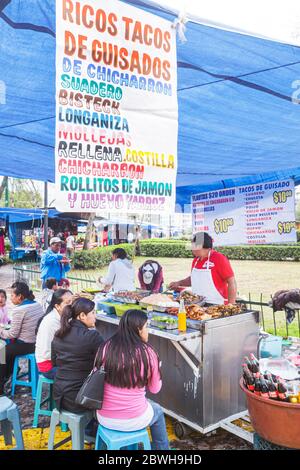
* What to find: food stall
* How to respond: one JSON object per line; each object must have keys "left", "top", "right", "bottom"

{"left": 95, "top": 291, "right": 260, "bottom": 438}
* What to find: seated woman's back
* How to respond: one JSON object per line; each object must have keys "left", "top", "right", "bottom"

{"left": 52, "top": 297, "right": 103, "bottom": 413}
{"left": 96, "top": 309, "right": 162, "bottom": 430}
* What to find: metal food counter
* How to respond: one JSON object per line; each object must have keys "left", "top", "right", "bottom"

{"left": 96, "top": 309, "right": 259, "bottom": 438}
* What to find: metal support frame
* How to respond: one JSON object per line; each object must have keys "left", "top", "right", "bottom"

{"left": 171, "top": 340, "right": 200, "bottom": 379}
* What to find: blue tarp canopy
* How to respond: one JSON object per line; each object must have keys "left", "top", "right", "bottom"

{"left": 1, "top": 0, "right": 300, "bottom": 206}
{"left": 0, "top": 207, "right": 59, "bottom": 223}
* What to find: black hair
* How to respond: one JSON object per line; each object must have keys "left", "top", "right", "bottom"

{"left": 192, "top": 232, "right": 213, "bottom": 249}
{"left": 35, "top": 288, "right": 71, "bottom": 334}
{"left": 95, "top": 309, "right": 161, "bottom": 388}
{"left": 45, "top": 277, "right": 58, "bottom": 290}
{"left": 0, "top": 289, "right": 7, "bottom": 300}
{"left": 11, "top": 281, "right": 35, "bottom": 301}
{"left": 112, "top": 248, "right": 127, "bottom": 260}
{"left": 55, "top": 297, "right": 95, "bottom": 339}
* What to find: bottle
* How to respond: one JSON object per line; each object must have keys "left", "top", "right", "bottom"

{"left": 242, "top": 364, "right": 255, "bottom": 391}
{"left": 244, "top": 356, "right": 253, "bottom": 372}
{"left": 254, "top": 377, "right": 261, "bottom": 396}
{"left": 264, "top": 373, "right": 278, "bottom": 400}
{"left": 249, "top": 353, "right": 260, "bottom": 375}
{"left": 259, "top": 375, "right": 270, "bottom": 399}
{"left": 178, "top": 299, "right": 187, "bottom": 332}
{"left": 277, "top": 379, "right": 288, "bottom": 401}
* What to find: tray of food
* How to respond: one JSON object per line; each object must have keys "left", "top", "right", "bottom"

{"left": 111, "top": 291, "right": 149, "bottom": 304}
{"left": 205, "top": 303, "right": 247, "bottom": 317}
{"left": 139, "top": 293, "right": 179, "bottom": 312}
{"left": 82, "top": 288, "right": 105, "bottom": 294}
{"left": 150, "top": 315, "right": 178, "bottom": 330}
{"left": 178, "top": 290, "right": 206, "bottom": 305}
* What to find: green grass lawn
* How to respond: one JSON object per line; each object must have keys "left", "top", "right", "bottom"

{"left": 71, "top": 257, "right": 300, "bottom": 338}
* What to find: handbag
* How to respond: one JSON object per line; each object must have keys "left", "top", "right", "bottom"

{"left": 75, "top": 359, "right": 106, "bottom": 410}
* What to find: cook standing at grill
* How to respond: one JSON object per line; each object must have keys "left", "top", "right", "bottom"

{"left": 169, "top": 232, "right": 237, "bottom": 305}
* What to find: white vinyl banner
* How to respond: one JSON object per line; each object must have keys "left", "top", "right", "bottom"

{"left": 55, "top": 0, "right": 178, "bottom": 213}
{"left": 192, "top": 179, "right": 296, "bottom": 245}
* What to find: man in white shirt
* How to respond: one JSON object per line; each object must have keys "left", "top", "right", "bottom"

{"left": 99, "top": 248, "right": 135, "bottom": 293}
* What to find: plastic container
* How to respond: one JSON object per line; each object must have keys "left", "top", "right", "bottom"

{"left": 259, "top": 358, "right": 300, "bottom": 380}
{"left": 259, "top": 334, "right": 282, "bottom": 358}
{"left": 240, "top": 379, "right": 300, "bottom": 448}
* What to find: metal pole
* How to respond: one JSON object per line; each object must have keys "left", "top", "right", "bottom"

{"left": 44, "top": 182, "right": 49, "bottom": 250}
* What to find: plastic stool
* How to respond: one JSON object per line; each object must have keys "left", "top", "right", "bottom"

{"left": 0, "top": 396, "right": 24, "bottom": 450}
{"left": 33, "top": 375, "right": 54, "bottom": 427}
{"left": 95, "top": 425, "right": 151, "bottom": 450}
{"left": 48, "top": 408, "right": 94, "bottom": 450}
{"left": 11, "top": 353, "right": 38, "bottom": 399}
{"left": 253, "top": 433, "right": 296, "bottom": 450}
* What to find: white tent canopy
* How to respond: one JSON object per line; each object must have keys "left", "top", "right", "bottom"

{"left": 146, "top": 0, "right": 300, "bottom": 47}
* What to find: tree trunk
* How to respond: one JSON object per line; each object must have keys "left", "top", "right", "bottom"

{"left": 83, "top": 213, "right": 95, "bottom": 250}
{"left": 0, "top": 177, "right": 8, "bottom": 201}
{"left": 134, "top": 224, "right": 141, "bottom": 256}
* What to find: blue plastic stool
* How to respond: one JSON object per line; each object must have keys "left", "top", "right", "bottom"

{"left": 0, "top": 396, "right": 24, "bottom": 450}
{"left": 33, "top": 375, "right": 55, "bottom": 427}
{"left": 11, "top": 353, "right": 38, "bottom": 399}
{"left": 95, "top": 425, "right": 151, "bottom": 450}
{"left": 48, "top": 408, "right": 94, "bottom": 450}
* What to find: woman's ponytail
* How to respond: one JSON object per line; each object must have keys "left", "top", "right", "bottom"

{"left": 28, "top": 289, "right": 35, "bottom": 301}
{"left": 54, "top": 297, "right": 95, "bottom": 339}
{"left": 55, "top": 304, "right": 73, "bottom": 339}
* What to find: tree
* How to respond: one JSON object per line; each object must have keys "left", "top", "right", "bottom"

{"left": 0, "top": 177, "right": 8, "bottom": 202}
{"left": 0, "top": 178, "right": 42, "bottom": 208}
{"left": 83, "top": 213, "right": 95, "bottom": 250}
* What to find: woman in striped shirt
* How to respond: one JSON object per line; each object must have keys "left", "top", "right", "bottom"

{"left": 0, "top": 281, "right": 44, "bottom": 394}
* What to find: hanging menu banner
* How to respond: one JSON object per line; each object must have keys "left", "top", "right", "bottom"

{"left": 192, "top": 179, "right": 296, "bottom": 245}
{"left": 55, "top": 0, "right": 178, "bottom": 213}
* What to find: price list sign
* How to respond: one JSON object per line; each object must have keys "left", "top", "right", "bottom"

{"left": 55, "top": 0, "right": 178, "bottom": 213}
{"left": 192, "top": 179, "right": 296, "bottom": 246}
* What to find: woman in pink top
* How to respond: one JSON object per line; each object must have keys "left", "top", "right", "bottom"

{"left": 95, "top": 309, "right": 169, "bottom": 450}
{"left": 0, "top": 289, "right": 9, "bottom": 325}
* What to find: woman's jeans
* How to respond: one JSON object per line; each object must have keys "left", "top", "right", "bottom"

{"left": 148, "top": 401, "right": 169, "bottom": 450}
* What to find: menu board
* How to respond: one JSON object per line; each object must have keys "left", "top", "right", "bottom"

{"left": 192, "top": 179, "right": 296, "bottom": 245}
{"left": 55, "top": 0, "right": 178, "bottom": 213}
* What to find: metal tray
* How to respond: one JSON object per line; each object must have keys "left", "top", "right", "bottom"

{"left": 150, "top": 319, "right": 178, "bottom": 330}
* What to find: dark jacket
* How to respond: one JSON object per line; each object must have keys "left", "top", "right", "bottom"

{"left": 52, "top": 319, "right": 103, "bottom": 413}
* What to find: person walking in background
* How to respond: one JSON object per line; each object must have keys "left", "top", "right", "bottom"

{"left": 35, "top": 289, "right": 73, "bottom": 380}
{"left": 0, "top": 228, "right": 5, "bottom": 256}
{"left": 0, "top": 282, "right": 44, "bottom": 394}
{"left": 66, "top": 233, "right": 75, "bottom": 258}
{"left": 96, "top": 309, "right": 169, "bottom": 450}
{"left": 40, "top": 237, "right": 71, "bottom": 289}
{"left": 102, "top": 226, "right": 109, "bottom": 247}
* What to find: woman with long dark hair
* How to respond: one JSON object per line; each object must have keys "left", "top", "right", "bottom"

{"left": 96, "top": 309, "right": 169, "bottom": 450}
{"left": 51, "top": 297, "right": 103, "bottom": 413}
{"left": 0, "top": 281, "right": 44, "bottom": 394}
{"left": 35, "top": 288, "right": 73, "bottom": 379}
